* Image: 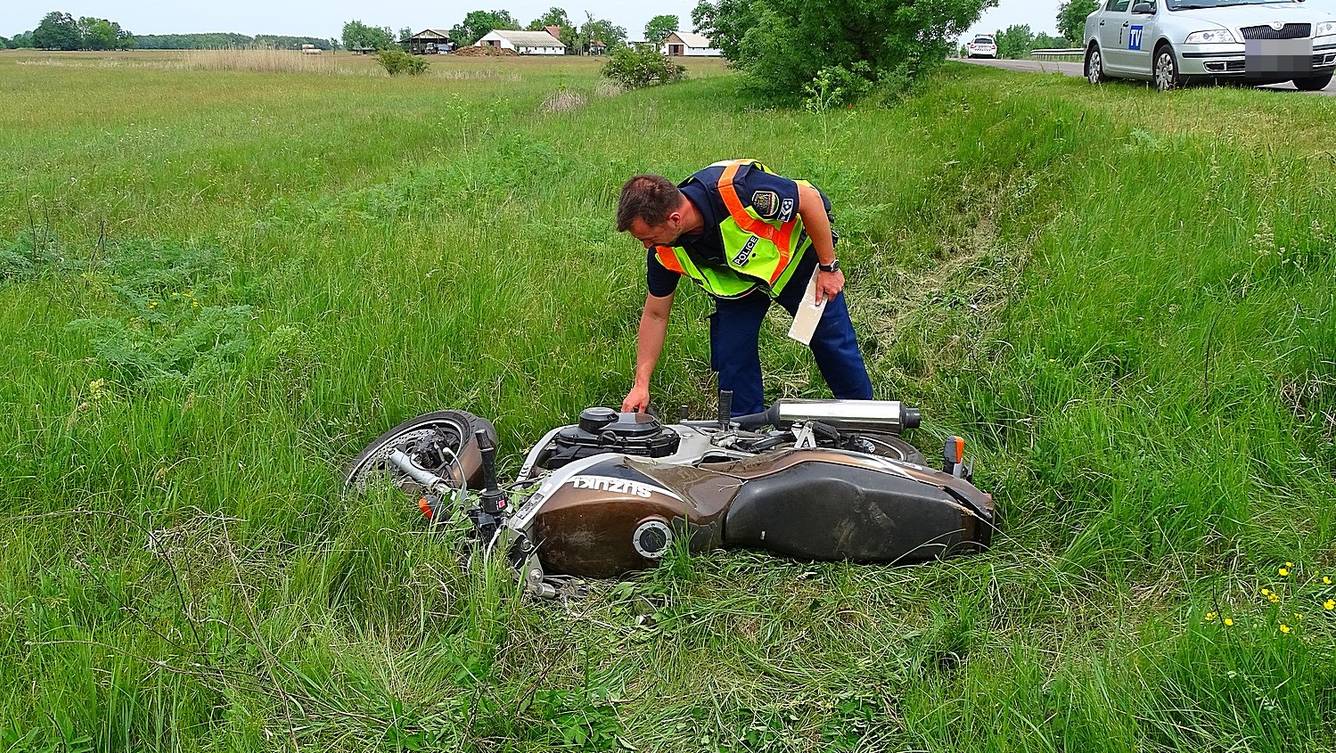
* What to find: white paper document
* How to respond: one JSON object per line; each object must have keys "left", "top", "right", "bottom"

{"left": 786, "top": 268, "right": 826, "bottom": 346}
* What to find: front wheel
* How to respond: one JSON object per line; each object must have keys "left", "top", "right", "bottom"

{"left": 345, "top": 410, "right": 496, "bottom": 494}
{"left": 1293, "top": 73, "right": 1333, "bottom": 91}
{"left": 1154, "top": 45, "right": 1184, "bottom": 91}
{"left": 1085, "top": 45, "right": 1105, "bottom": 85}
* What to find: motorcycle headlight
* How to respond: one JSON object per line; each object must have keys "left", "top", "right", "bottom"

{"left": 1317, "top": 21, "right": 1336, "bottom": 37}
{"left": 1184, "top": 29, "right": 1237, "bottom": 44}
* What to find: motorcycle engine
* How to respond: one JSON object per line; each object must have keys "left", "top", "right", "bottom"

{"left": 537, "top": 407, "right": 681, "bottom": 470}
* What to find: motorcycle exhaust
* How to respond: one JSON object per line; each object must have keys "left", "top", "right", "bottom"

{"left": 736, "top": 399, "right": 921, "bottom": 434}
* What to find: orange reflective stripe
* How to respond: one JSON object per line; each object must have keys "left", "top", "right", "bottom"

{"left": 655, "top": 246, "right": 684, "bottom": 274}
{"left": 716, "top": 160, "right": 797, "bottom": 285}
{"left": 717, "top": 161, "right": 776, "bottom": 241}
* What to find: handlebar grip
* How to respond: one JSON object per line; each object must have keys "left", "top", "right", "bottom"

{"left": 475, "top": 429, "right": 499, "bottom": 493}
{"left": 717, "top": 390, "right": 733, "bottom": 428}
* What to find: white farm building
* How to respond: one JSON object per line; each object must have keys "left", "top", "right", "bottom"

{"left": 476, "top": 29, "right": 565, "bottom": 55}
{"left": 662, "top": 31, "right": 720, "bottom": 57}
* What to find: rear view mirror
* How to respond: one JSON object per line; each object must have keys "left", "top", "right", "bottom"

{"left": 1131, "top": 2, "right": 1156, "bottom": 12}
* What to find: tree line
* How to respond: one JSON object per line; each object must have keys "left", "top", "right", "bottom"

{"left": 135, "top": 34, "right": 336, "bottom": 50}
{"left": 4, "top": 11, "right": 133, "bottom": 50}
{"left": 1, "top": 10, "right": 341, "bottom": 50}
{"left": 342, "top": 8, "right": 684, "bottom": 56}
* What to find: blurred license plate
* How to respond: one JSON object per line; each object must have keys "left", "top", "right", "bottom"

{"left": 1246, "top": 38, "right": 1314, "bottom": 74}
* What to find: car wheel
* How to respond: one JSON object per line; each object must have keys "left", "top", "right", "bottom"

{"left": 1293, "top": 72, "right": 1333, "bottom": 91}
{"left": 1085, "top": 45, "right": 1105, "bottom": 85}
{"left": 1154, "top": 44, "right": 1184, "bottom": 91}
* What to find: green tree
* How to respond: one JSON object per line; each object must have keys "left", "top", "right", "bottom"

{"left": 994, "top": 24, "right": 1035, "bottom": 58}
{"left": 1057, "top": 0, "right": 1099, "bottom": 44}
{"left": 9, "top": 31, "right": 36, "bottom": 48}
{"left": 691, "top": 0, "right": 750, "bottom": 59}
{"left": 526, "top": 7, "right": 571, "bottom": 30}
{"left": 693, "top": 0, "right": 994, "bottom": 99}
{"left": 77, "top": 17, "right": 129, "bottom": 50}
{"left": 398, "top": 26, "right": 413, "bottom": 47}
{"left": 341, "top": 20, "right": 394, "bottom": 50}
{"left": 577, "top": 12, "right": 627, "bottom": 54}
{"left": 33, "top": 11, "right": 81, "bottom": 50}
{"left": 1033, "top": 32, "right": 1069, "bottom": 49}
{"left": 450, "top": 10, "right": 520, "bottom": 46}
{"left": 0, "top": 36, "right": 10, "bottom": 49}
{"left": 644, "top": 14, "right": 679, "bottom": 46}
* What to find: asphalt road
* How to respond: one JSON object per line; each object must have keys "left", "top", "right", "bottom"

{"left": 953, "top": 56, "right": 1336, "bottom": 96}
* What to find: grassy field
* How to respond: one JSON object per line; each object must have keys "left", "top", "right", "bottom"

{"left": 1, "top": 49, "right": 1334, "bottom": 752}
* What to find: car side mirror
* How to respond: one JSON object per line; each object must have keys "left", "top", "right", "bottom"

{"left": 1131, "top": 2, "right": 1156, "bottom": 13}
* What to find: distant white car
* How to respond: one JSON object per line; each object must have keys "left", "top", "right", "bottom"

{"left": 1083, "top": 0, "right": 1336, "bottom": 91}
{"left": 966, "top": 35, "right": 998, "bottom": 58}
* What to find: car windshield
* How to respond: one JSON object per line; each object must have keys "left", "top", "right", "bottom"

{"left": 1168, "top": 0, "right": 1295, "bottom": 9}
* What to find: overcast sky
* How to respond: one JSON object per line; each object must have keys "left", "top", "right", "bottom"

{"left": 3, "top": 0, "right": 1071, "bottom": 41}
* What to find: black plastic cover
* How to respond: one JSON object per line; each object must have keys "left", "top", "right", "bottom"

{"left": 723, "top": 461, "right": 977, "bottom": 563}
{"left": 540, "top": 410, "right": 681, "bottom": 469}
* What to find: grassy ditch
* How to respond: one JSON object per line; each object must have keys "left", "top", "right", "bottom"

{"left": 0, "top": 54, "right": 1333, "bottom": 751}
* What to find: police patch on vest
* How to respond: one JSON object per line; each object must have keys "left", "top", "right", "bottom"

{"left": 732, "top": 236, "right": 759, "bottom": 266}
{"left": 751, "top": 190, "right": 780, "bottom": 219}
{"left": 779, "top": 198, "right": 796, "bottom": 222}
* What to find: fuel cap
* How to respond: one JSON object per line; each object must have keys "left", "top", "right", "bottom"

{"left": 578, "top": 407, "right": 618, "bottom": 433}
{"left": 633, "top": 519, "right": 673, "bottom": 559}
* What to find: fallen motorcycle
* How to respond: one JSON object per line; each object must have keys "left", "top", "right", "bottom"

{"left": 345, "top": 394, "right": 996, "bottom": 598}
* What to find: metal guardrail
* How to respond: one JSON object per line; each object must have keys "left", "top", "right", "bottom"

{"left": 1031, "top": 48, "right": 1084, "bottom": 58}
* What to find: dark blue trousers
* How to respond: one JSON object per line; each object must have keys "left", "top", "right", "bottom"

{"left": 709, "top": 281, "right": 873, "bottom": 416}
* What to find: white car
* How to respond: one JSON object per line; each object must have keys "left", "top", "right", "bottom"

{"left": 1083, "top": 0, "right": 1336, "bottom": 91}
{"left": 966, "top": 35, "right": 998, "bottom": 58}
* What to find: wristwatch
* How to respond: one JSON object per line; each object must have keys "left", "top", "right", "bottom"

{"left": 818, "top": 259, "right": 840, "bottom": 273}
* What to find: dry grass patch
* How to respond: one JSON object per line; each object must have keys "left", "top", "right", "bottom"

{"left": 175, "top": 48, "right": 373, "bottom": 76}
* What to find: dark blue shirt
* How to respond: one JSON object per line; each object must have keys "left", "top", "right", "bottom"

{"left": 647, "top": 162, "right": 824, "bottom": 298}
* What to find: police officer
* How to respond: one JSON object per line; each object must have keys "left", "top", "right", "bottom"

{"left": 616, "top": 159, "right": 873, "bottom": 416}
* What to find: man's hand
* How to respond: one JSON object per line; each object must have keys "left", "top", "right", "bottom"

{"left": 815, "top": 268, "right": 845, "bottom": 303}
{"left": 622, "top": 383, "right": 651, "bottom": 413}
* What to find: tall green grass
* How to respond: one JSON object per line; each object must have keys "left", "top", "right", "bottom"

{"left": 0, "top": 54, "right": 1333, "bottom": 751}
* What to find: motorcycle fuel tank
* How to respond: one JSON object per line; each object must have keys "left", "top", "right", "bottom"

{"left": 522, "top": 454, "right": 737, "bottom": 578}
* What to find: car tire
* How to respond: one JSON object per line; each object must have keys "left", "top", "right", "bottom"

{"left": 1085, "top": 44, "right": 1105, "bottom": 85}
{"left": 1293, "top": 73, "right": 1333, "bottom": 91}
{"left": 1153, "top": 43, "right": 1184, "bottom": 92}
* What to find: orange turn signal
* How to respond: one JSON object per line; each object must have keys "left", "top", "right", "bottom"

{"left": 418, "top": 497, "right": 433, "bottom": 519}
{"left": 951, "top": 436, "right": 965, "bottom": 464}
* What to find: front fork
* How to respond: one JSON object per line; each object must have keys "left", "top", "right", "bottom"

{"left": 386, "top": 440, "right": 567, "bottom": 600}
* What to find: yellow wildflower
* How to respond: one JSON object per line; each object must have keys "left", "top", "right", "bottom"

{"left": 1324, "top": 577, "right": 1332, "bottom": 586}
{"left": 1205, "top": 611, "right": 1218, "bottom": 621}
{"left": 1285, "top": 561, "right": 1293, "bottom": 568}
{"left": 1223, "top": 618, "right": 1234, "bottom": 626}
{"left": 1279, "top": 567, "right": 1290, "bottom": 577}
{"left": 1268, "top": 593, "right": 1279, "bottom": 603}
{"left": 1261, "top": 588, "right": 1271, "bottom": 596}
{"left": 1324, "top": 600, "right": 1334, "bottom": 611}
{"left": 1279, "top": 624, "right": 1291, "bottom": 634}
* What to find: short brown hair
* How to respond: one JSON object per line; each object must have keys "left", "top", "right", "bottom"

{"left": 616, "top": 175, "right": 683, "bottom": 232}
